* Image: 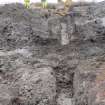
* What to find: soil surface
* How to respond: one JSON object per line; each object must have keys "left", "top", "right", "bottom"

{"left": 0, "top": 2, "right": 105, "bottom": 105}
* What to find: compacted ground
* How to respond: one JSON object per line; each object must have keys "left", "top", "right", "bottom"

{"left": 0, "top": 2, "right": 105, "bottom": 105}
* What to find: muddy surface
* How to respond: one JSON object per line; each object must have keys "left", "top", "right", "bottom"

{"left": 0, "top": 2, "right": 105, "bottom": 105}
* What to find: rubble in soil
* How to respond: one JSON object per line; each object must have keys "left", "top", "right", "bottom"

{"left": 0, "top": 2, "right": 105, "bottom": 105}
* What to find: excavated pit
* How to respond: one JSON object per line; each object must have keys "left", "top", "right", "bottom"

{"left": 0, "top": 2, "right": 105, "bottom": 105}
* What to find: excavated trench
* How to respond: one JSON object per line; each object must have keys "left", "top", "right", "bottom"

{"left": 0, "top": 2, "right": 105, "bottom": 105}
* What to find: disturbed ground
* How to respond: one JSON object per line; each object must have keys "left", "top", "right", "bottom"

{"left": 0, "top": 2, "right": 105, "bottom": 105}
